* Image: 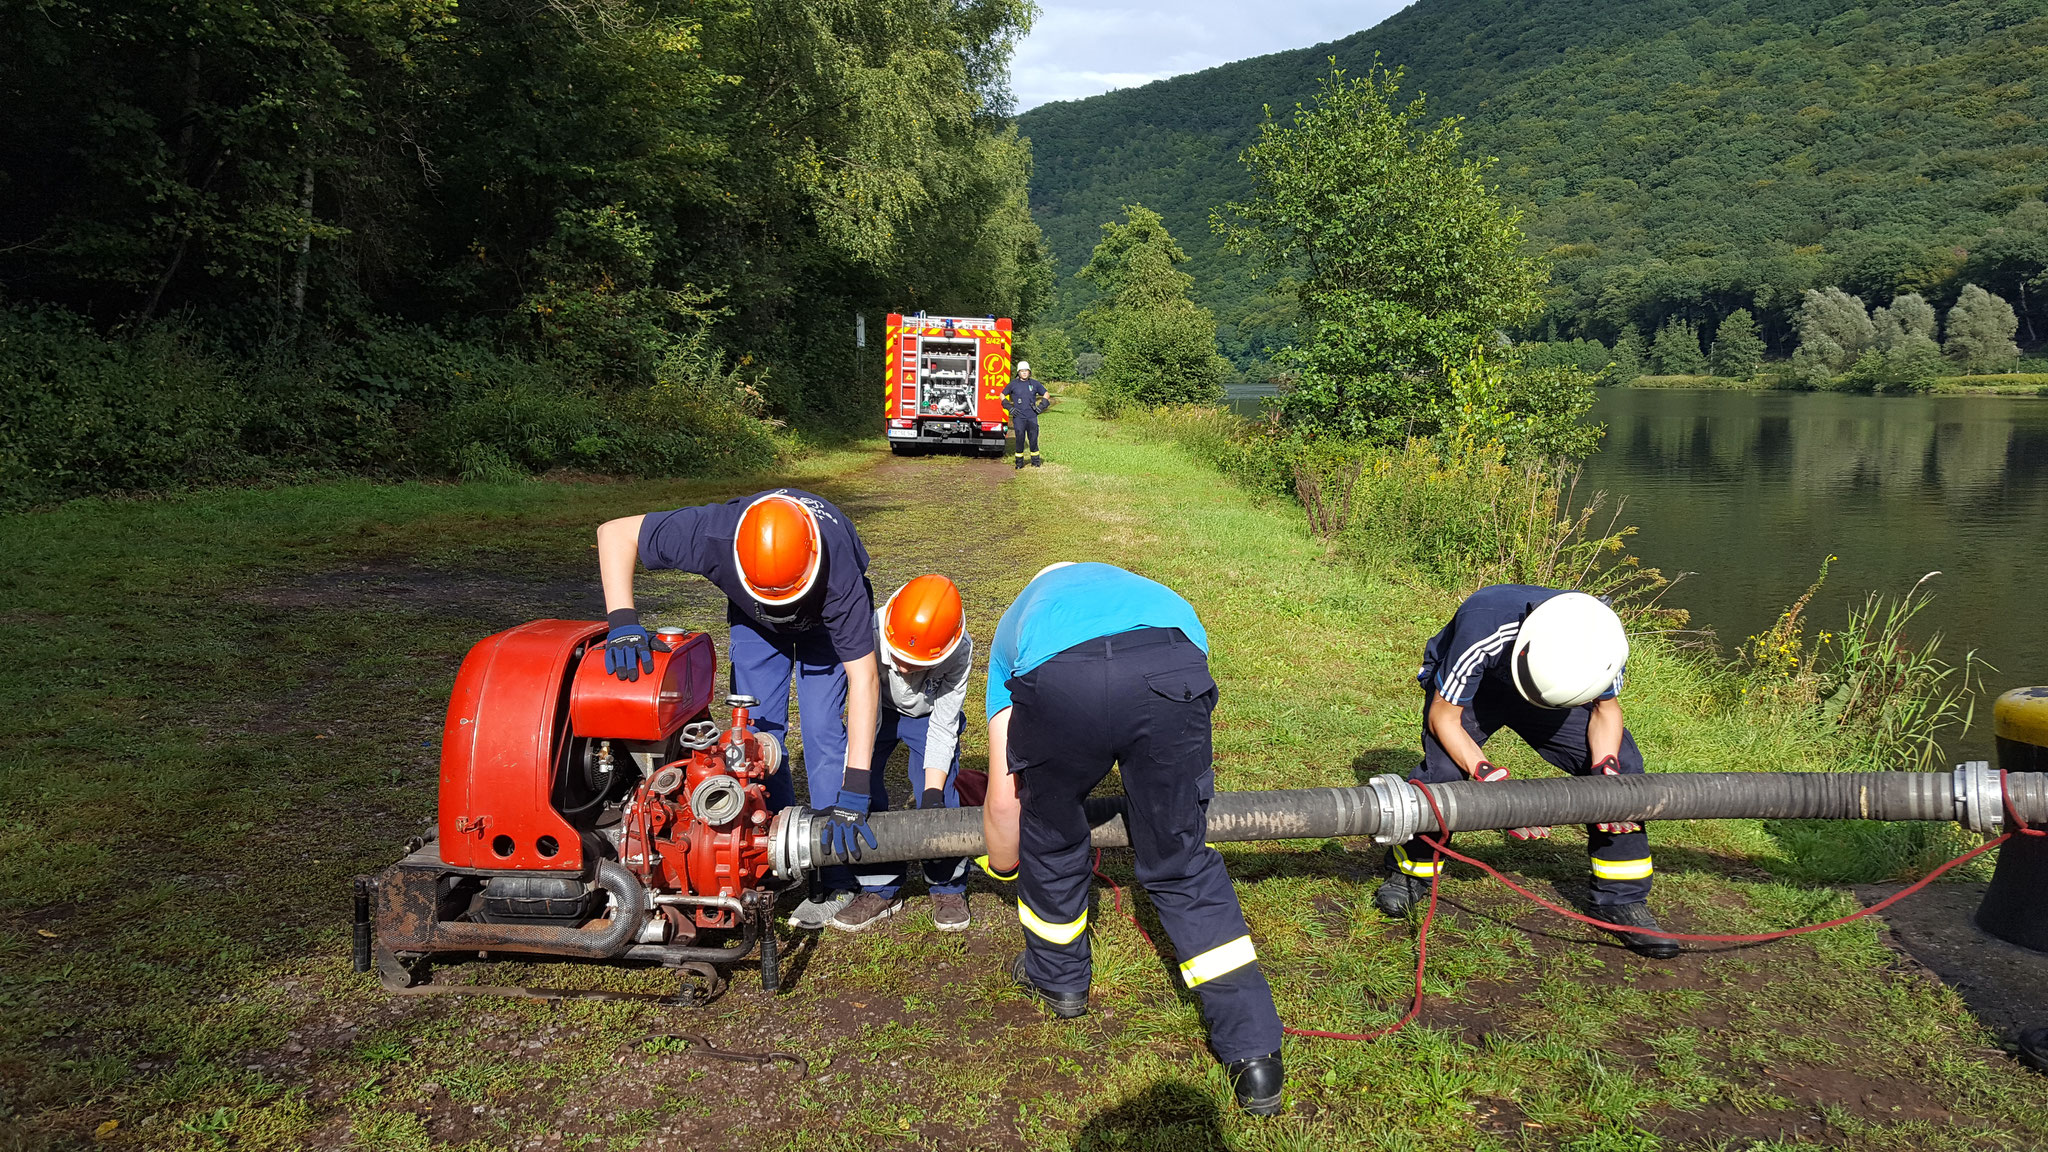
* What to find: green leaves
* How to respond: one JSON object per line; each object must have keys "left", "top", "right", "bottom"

{"left": 1077, "top": 207, "right": 1229, "bottom": 413}
{"left": 1215, "top": 62, "right": 1546, "bottom": 440}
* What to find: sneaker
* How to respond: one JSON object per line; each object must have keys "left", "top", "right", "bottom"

{"left": 931, "top": 891, "right": 970, "bottom": 932}
{"left": 788, "top": 890, "right": 855, "bottom": 930}
{"left": 1373, "top": 872, "right": 1428, "bottom": 917}
{"left": 1225, "top": 1052, "right": 1285, "bottom": 1116}
{"left": 1598, "top": 901, "right": 1681, "bottom": 959}
{"left": 1009, "top": 952, "right": 1088, "bottom": 1018}
{"left": 828, "top": 892, "right": 905, "bottom": 933}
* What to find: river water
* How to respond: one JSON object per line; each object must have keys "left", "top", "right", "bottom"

{"left": 1227, "top": 385, "right": 2048, "bottom": 754}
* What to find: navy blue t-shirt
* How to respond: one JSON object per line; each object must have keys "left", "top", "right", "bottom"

{"left": 1003, "top": 377, "right": 1047, "bottom": 416}
{"left": 1418, "top": 584, "right": 1623, "bottom": 705}
{"left": 637, "top": 489, "right": 875, "bottom": 663}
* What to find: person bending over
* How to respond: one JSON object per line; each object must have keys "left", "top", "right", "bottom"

{"left": 595, "top": 489, "right": 888, "bottom": 930}
{"left": 980, "top": 562, "right": 1286, "bottom": 1115}
{"left": 854, "top": 574, "right": 975, "bottom": 933}
{"left": 1375, "top": 585, "right": 1679, "bottom": 960}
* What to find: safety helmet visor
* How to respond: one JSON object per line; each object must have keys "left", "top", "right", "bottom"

{"left": 733, "top": 495, "right": 822, "bottom": 606}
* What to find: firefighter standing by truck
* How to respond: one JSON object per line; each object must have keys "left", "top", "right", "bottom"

{"left": 1374, "top": 584, "right": 1680, "bottom": 960}
{"left": 594, "top": 490, "right": 895, "bottom": 932}
{"left": 977, "top": 562, "right": 1286, "bottom": 1115}
{"left": 1004, "top": 361, "right": 1049, "bottom": 468}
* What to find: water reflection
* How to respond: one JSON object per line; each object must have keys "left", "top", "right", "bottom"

{"left": 1579, "top": 390, "right": 2048, "bottom": 758}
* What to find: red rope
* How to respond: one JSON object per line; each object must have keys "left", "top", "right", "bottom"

{"left": 1086, "top": 771, "right": 2034, "bottom": 1044}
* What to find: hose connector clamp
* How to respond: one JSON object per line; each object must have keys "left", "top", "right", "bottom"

{"left": 767, "top": 808, "right": 814, "bottom": 879}
{"left": 1368, "top": 773, "right": 1426, "bottom": 845}
{"left": 1953, "top": 760, "right": 2002, "bottom": 834}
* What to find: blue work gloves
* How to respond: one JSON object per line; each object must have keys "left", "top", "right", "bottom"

{"left": 603, "top": 609, "right": 670, "bottom": 682}
{"left": 816, "top": 787, "right": 878, "bottom": 864}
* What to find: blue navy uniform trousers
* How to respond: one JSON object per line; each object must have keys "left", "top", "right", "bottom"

{"left": 1007, "top": 627, "right": 1282, "bottom": 1063}
{"left": 872, "top": 710, "right": 969, "bottom": 895}
{"left": 729, "top": 616, "right": 902, "bottom": 897}
{"left": 1010, "top": 412, "right": 1039, "bottom": 455}
{"left": 1387, "top": 678, "right": 1654, "bottom": 905}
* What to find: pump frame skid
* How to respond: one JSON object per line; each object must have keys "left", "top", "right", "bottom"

{"left": 363, "top": 619, "right": 791, "bottom": 998}
{"left": 882, "top": 312, "right": 1012, "bottom": 454}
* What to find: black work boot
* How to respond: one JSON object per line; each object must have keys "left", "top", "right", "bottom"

{"left": 1009, "top": 952, "right": 1087, "bottom": 1018}
{"left": 1373, "top": 872, "right": 1427, "bottom": 917}
{"left": 1600, "top": 901, "right": 1681, "bottom": 959}
{"left": 1029, "top": 453, "right": 1042, "bottom": 467}
{"left": 1013, "top": 454, "right": 1025, "bottom": 470}
{"left": 1226, "top": 1052, "right": 1284, "bottom": 1115}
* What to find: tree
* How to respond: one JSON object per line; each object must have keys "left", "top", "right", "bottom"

{"left": 1213, "top": 63, "right": 1543, "bottom": 439}
{"left": 1964, "top": 201, "right": 2048, "bottom": 343}
{"left": 1078, "top": 206, "right": 1229, "bottom": 413}
{"left": 1610, "top": 326, "right": 1648, "bottom": 383}
{"left": 1017, "top": 326, "right": 1078, "bottom": 380}
{"left": 1944, "top": 284, "right": 2022, "bottom": 374}
{"left": 1709, "top": 309, "right": 1765, "bottom": 377}
{"left": 1650, "top": 318, "right": 1706, "bottom": 375}
{"left": 1791, "top": 288, "right": 1878, "bottom": 386}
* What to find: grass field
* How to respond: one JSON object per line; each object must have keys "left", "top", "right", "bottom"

{"left": 2, "top": 408, "right": 2043, "bottom": 1150}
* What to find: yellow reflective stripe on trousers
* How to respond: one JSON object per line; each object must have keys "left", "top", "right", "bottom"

{"left": 1590, "top": 856, "right": 1654, "bottom": 881}
{"left": 1392, "top": 844, "right": 1443, "bottom": 877}
{"left": 1018, "top": 901, "right": 1088, "bottom": 945}
{"left": 1179, "top": 935, "right": 1257, "bottom": 989}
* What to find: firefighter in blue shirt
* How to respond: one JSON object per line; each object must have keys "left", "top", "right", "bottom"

{"left": 1003, "top": 361, "right": 1049, "bottom": 469}
{"left": 978, "top": 562, "right": 1286, "bottom": 1115}
{"left": 595, "top": 489, "right": 894, "bottom": 931}
{"left": 1375, "top": 585, "right": 1679, "bottom": 959}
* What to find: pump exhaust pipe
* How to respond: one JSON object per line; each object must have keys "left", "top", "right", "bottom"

{"left": 768, "top": 764, "right": 2046, "bottom": 878}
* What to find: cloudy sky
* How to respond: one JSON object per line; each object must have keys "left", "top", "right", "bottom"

{"left": 1011, "top": 1, "right": 1412, "bottom": 111}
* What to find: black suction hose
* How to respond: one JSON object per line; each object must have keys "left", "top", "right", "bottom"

{"left": 790, "top": 770, "right": 2047, "bottom": 871}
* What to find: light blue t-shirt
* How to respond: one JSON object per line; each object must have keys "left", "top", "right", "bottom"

{"left": 984, "top": 563, "right": 1209, "bottom": 719}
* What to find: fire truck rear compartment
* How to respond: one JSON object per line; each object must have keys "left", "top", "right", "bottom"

{"left": 918, "top": 339, "right": 978, "bottom": 416}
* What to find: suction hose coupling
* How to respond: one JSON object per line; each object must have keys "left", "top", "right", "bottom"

{"left": 1368, "top": 773, "right": 1428, "bottom": 845}
{"left": 1953, "top": 760, "right": 2003, "bottom": 833}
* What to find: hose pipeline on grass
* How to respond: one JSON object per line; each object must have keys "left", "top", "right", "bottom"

{"left": 774, "top": 767, "right": 2046, "bottom": 874}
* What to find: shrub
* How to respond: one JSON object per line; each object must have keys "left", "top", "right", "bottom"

{"left": 0, "top": 308, "right": 255, "bottom": 508}
{"left": 1708, "top": 309, "right": 1765, "bottom": 378}
{"left": 1016, "top": 326, "right": 1079, "bottom": 380}
{"left": 1650, "top": 318, "right": 1706, "bottom": 375}
{"left": 1517, "top": 338, "right": 1613, "bottom": 375}
{"left": 1944, "top": 284, "right": 2022, "bottom": 373}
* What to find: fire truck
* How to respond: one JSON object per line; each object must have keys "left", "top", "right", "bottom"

{"left": 882, "top": 313, "right": 1012, "bottom": 456}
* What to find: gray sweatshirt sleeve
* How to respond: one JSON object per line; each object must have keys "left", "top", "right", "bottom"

{"left": 918, "top": 635, "right": 973, "bottom": 784}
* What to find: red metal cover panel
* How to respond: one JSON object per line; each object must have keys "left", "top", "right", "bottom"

{"left": 568, "top": 630, "right": 716, "bottom": 741}
{"left": 438, "top": 620, "right": 604, "bottom": 871}
{"left": 979, "top": 318, "right": 1013, "bottom": 425}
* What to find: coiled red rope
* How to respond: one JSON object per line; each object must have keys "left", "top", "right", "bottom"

{"left": 1090, "top": 770, "right": 2041, "bottom": 1043}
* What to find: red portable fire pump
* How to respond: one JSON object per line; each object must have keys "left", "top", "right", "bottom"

{"left": 357, "top": 620, "right": 811, "bottom": 999}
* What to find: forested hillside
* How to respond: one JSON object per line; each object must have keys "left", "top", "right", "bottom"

{"left": 1019, "top": 0, "right": 2048, "bottom": 371}
{"left": 1, "top": 0, "right": 1050, "bottom": 505}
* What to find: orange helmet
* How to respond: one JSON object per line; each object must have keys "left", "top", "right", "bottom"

{"left": 733, "top": 494, "right": 822, "bottom": 605}
{"left": 881, "top": 575, "right": 964, "bottom": 666}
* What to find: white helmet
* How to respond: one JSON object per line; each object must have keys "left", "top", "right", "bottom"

{"left": 1017, "top": 361, "right": 1031, "bottom": 373}
{"left": 1510, "top": 593, "right": 1628, "bottom": 709}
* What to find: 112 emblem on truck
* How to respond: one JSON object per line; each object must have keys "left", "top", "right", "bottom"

{"left": 882, "top": 313, "right": 1012, "bottom": 456}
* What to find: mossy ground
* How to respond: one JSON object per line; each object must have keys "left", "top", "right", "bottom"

{"left": 2, "top": 408, "right": 2042, "bottom": 1150}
